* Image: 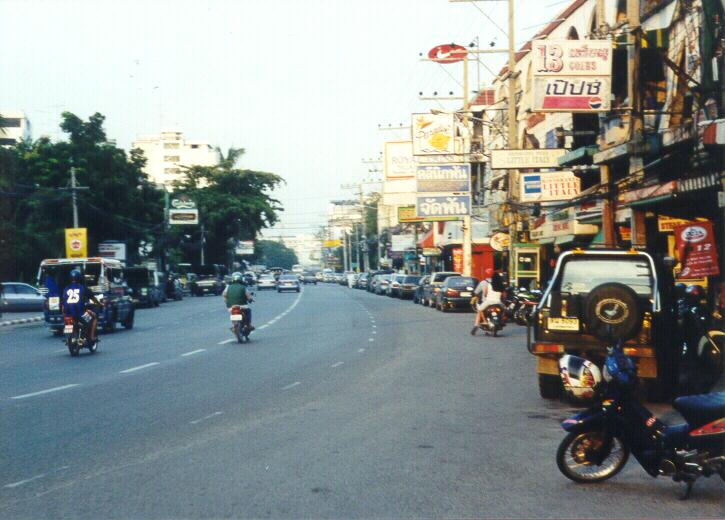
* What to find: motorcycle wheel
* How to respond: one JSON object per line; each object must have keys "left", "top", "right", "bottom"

{"left": 67, "top": 334, "right": 80, "bottom": 357}
{"left": 556, "top": 431, "right": 629, "bottom": 483}
{"left": 492, "top": 326, "right": 498, "bottom": 337}
{"left": 87, "top": 339, "right": 98, "bottom": 354}
{"left": 233, "top": 322, "right": 243, "bottom": 344}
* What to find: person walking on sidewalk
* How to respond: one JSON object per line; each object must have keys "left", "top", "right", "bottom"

{"left": 471, "top": 268, "right": 503, "bottom": 335}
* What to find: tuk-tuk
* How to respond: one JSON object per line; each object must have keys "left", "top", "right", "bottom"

{"left": 38, "top": 257, "right": 135, "bottom": 335}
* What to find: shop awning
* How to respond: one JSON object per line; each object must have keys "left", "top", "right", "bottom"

{"left": 554, "top": 234, "right": 576, "bottom": 245}
{"left": 558, "top": 145, "right": 599, "bottom": 166}
{"left": 417, "top": 229, "right": 435, "bottom": 248}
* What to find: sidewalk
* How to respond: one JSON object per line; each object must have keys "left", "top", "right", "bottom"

{"left": 0, "top": 314, "right": 44, "bottom": 327}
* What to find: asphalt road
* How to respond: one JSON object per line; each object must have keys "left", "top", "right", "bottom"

{"left": 0, "top": 284, "right": 722, "bottom": 519}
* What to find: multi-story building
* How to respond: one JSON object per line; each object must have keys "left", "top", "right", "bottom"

{"left": 132, "top": 129, "right": 218, "bottom": 188}
{"left": 0, "top": 110, "right": 31, "bottom": 146}
{"left": 280, "top": 234, "right": 323, "bottom": 266}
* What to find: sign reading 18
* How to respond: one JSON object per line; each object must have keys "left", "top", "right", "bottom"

{"left": 537, "top": 44, "right": 564, "bottom": 73}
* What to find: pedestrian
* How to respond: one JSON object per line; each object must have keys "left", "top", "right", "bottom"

{"left": 471, "top": 268, "right": 504, "bottom": 335}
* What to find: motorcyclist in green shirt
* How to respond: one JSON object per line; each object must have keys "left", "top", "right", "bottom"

{"left": 223, "top": 272, "right": 254, "bottom": 331}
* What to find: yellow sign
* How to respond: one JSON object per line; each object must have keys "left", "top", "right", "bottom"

{"left": 658, "top": 216, "right": 691, "bottom": 233}
{"left": 324, "top": 240, "right": 342, "bottom": 248}
{"left": 65, "top": 228, "right": 88, "bottom": 258}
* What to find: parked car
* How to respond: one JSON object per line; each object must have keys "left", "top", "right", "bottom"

{"left": 375, "top": 274, "right": 391, "bottom": 295}
{"left": 386, "top": 274, "right": 406, "bottom": 297}
{"left": 301, "top": 272, "right": 318, "bottom": 285}
{"left": 528, "top": 249, "right": 682, "bottom": 402}
{"left": 435, "top": 276, "right": 478, "bottom": 312}
{"left": 189, "top": 264, "right": 225, "bottom": 296}
{"left": 257, "top": 274, "right": 277, "bottom": 290}
{"left": 124, "top": 266, "right": 162, "bottom": 308}
{"left": 38, "top": 257, "right": 135, "bottom": 335}
{"left": 399, "top": 275, "right": 422, "bottom": 299}
{"left": 367, "top": 269, "right": 394, "bottom": 292}
{"left": 277, "top": 274, "right": 301, "bottom": 293}
{"left": 355, "top": 272, "right": 369, "bottom": 289}
{"left": 0, "top": 282, "right": 44, "bottom": 312}
{"left": 420, "top": 271, "right": 459, "bottom": 307}
{"left": 413, "top": 275, "right": 429, "bottom": 303}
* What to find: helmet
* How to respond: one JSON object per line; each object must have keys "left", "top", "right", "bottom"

{"left": 231, "top": 271, "right": 243, "bottom": 283}
{"left": 70, "top": 269, "right": 83, "bottom": 283}
{"left": 559, "top": 355, "right": 602, "bottom": 399}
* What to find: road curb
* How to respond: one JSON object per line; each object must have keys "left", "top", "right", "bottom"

{"left": 0, "top": 316, "right": 44, "bottom": 327}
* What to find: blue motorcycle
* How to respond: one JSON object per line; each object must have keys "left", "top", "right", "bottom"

{"left": 556, "top": 343, "right": 725, "bottom": 499}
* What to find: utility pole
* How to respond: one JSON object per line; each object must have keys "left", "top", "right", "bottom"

{"left": 627, "top": 0, "right": 646, "bottom": 247}
{"left": 70, "top": 167, "right": 79, "bottom": 228}
{"left": 462, "top": 52, "right": 473, "bottom": 276}
{"left": 506, "top": 0, "right": 519, "bottom": 283}
{"left": 200, "top": 223, "right": 206, "bottom": 265}
{"left": 342, "top": 231, "right": 349, "bottom": 271}
{"left": 359, "top": 186, "right": 369, "bottom": 272}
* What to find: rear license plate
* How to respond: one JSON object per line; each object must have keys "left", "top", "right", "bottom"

{"left": 63, "top": 325, "right": 73, "bottom": 334}
{"left": 230, "top": 314, "right": 243, "bottom": 321}
{"left": 548, "top": 317, "right": 579, "bottom": 331}
{"left": 460, "top": 291, "right": 471, "bottom": 297}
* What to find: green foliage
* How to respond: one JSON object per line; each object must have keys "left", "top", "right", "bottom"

{"left": 254, "top": 240, "right": 298, "bottom": 270}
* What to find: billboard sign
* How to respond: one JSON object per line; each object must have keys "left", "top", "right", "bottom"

{"left": 391, "top": 234, "right": 416, "bottom": 252}
{"left": 675, "top": 221, "right": 720, "bottom": 278}
{"left": 416, "top": 164, "right": 470, "bottom": 193}
{"left": 98, "top": 241, "right": 127, "bottom": 263}
{"left": 65, "top": 228, "right": 88, "bottom": 258}
{"left": 428, "top": 43, "right": 468, "bottom": 64}
{"left": 490, "top": 148, "right": 567, "bottom": 169}
{"left": 235, "top": 240, "right": 255, "bottom": 255}
{"left": 169, "top": 208, "right": 199, "bottom": 225}
{"left": 411, "top": 113, "right": 456, "bottom": 155}
{"left": 324, "top": 240, "right": 342, "bottom": 248}
{"left": 384, "top": 141, "right": 415, "bottom": 179}
{"left": 520, "top": 171, "right": 580, "bottom": 202}
{"left": 171, "top": 196, "right": 196, "bottom": 209}
{"left": 397, "top": 205, "right": 459, "bottom": 223}
{"left": 416, "top": 195, "right": 470, "bottom": 219}
{"left": 532, "top": 40, "right": 612, "bottom": 113}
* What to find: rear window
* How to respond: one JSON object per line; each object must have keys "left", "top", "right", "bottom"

{"left": 280, "top": 275, "right": 297, "bottom": 280}
{"left": 448, "top": 277, "right": 477, "bottom": 288}
{"left": 432, "top": 273, "right": 455, "bottom": 283}
{"left": 558, "top": 257, "right": 654, "bottom": 296}
{"left": 404, "top": 276, "right": 420, "bottom": 283}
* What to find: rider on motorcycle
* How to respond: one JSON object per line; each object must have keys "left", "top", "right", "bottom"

{"left": 61, "top": 268, "right": 101, "bottom": 345}
{"left": 223, "top": 272, "right": 254, "bottom": 331}
{"left": 471, "top": 268, "right": 503, "bottom": 335}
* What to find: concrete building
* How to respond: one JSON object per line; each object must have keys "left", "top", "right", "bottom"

{"left": 132, "top": 129, "right": 218, "bottom": 188}
{"left": 0, "top": 110, "right": 31, "bottom": 146}
{"left": 280, "top": 234, "right": 323, "bottom": 266}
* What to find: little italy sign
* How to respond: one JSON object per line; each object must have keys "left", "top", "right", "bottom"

{"left": 416, "top": 195, "right": 471, "bottom": 219}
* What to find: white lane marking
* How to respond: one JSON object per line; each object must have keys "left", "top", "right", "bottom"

{"left": 54, "top": 348, "right": 67, "bottom": 353}
{"left": 189, "top": 411, "right": 223, "bottom": 425}
{"left": 217, "top": 338, "right": 234, "bottom": 345}
{"left": 282, "top": 381, "right": 301, "bottom": 390}
{"left": 330, "top": 361, "right": 344, "bottom": 368}
{"left": 369, "top": 338, "right": 374, "bottom": 342}
{"left": 257, "top": 324, "right": 269, "bottom": 330}
{"left": 4, "top": 473, "right": 46, "bottom": 488}
{"left": 119, "top": 362, "right": 159, "bottom": 374}
{"left": 358, "top": 348, "right": 365, "bottom": 353}
{"left": 372, "top": 324, "right": 377, "bottom": 328}
{"left": 11, "top": 384, "right": 79, "bottom": 400}
{"left": 254, "top": 289, "right": 304, "bottom": 331}
{"left": 154, "top": 326, "right": 164, "bottom": 330}
{"left": 181, "top": 349, "right": 206, "bottom": 357}
{"left": 372, "top": 330, "right": 377, "bottom": 334}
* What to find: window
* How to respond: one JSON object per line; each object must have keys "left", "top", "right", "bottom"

{"left": 164, "top": 168, "right": 180, "bottom": 174}
{"left": 190, "top": 144, "right": 199, "bottom": 149}
{"left": 558, "top": 258, "right": 653, "bottom": 296}
{"left": 14, "top": 284, "right": 38, "bottom": 295}
{"left": 164, "top": 155, "right": 180, "bottom": 162}
{"left": 163, "top": 142, "right": 180, "bottom": 149}
{"left": 0, "top": 117, "right": 22, "bottom": 128}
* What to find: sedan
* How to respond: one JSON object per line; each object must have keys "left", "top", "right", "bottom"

{"left": 435, "top": 276, "right": 479, "bottom": 312}
{"left": 257, "top": 275, "right": 277, "bottom": 290}
{"left": 1, "top": 282, "right": 45, "bottom": 312}
{"left": 301, "top": 272, "right": 318, "bottom": 285}
{"left": 399, "top": 275, "right": 421, "bottom": 299}
{"left": 277, "top": 274, "right": 301, "bottom": 293}
{"left": 375, "top": 274, "right": 391, "bottom": 295}
{"left": 386, "top": 274, "right": 406, "bottom": 297}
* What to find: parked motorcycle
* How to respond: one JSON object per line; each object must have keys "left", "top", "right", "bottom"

{"left": 64, "top": 308, "right": 98, "bottom": 356}
{"left": 230, "top": 305, "right": 252, "bottom": 343}
{"left": 513, "top": 288, "right": 542, "bottom": 325}
{"left": 556, "top": 342, "right": 725, "bottom": 499}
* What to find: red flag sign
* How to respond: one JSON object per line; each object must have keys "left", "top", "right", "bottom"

{"left": 674, "top": 221, "right": 720, "bottom": 279}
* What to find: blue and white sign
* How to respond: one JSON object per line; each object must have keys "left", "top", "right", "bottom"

{"left": 416, "top": 195, "right": 471, "bottom": 219}
{"left": 416, "top": 164, "right": 471, "bottom": 193}
{"left": 519, "top": 171, "right": 580, "bottom": 202}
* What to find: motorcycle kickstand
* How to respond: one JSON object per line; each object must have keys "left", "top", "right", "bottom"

{"left": 679, "top": 480, "right": 694, "bottom": 501}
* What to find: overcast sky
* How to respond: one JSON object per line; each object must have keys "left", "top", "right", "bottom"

{"left": 2, "top": 0, "right": 547, "bottom": 236}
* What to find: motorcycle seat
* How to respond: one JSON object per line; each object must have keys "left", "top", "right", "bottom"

{"left": 673, "top": 392, "right": 725, "bottom": 428}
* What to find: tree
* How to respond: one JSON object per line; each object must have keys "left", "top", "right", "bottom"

{"left": 254, "top": 240, "right": 298, "bottom": 270}
{"left": 171, "top": 148, "right": 283, "bottom": 265}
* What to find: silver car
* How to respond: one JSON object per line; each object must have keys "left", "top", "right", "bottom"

{"left": 277, "top": 275, "right": 301, "bottom": 293}
{"left": 1, "top": 282, "right": 45, "bottom": 312}
{"left": 257, "top": 275, "right": 277, "bottom": 290}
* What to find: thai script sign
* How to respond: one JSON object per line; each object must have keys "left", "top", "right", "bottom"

{"left": 490, "top": 148, "right": 567, "bottom": 169}
{"left": 416, "top": 195, "right": 470, "bottom": 219}
{"left": 397, "top": 205, "right": 459, "bottom": 223}
{"left": 169, "top": 208, "right": 199, "bottom": 225}
{"left": 532, "top": 40, "right": 612, "bottom": 113}
{"left": 411, "top": 113, "right": 456, "bottom": 155}
{"left": 384, "top": 141, "right": 415, "bottom": 179}
{"left": 675, "top": 221, "right": 720, "bottom": 278}
{"left": 519, "top": 172, "right": 580, "bottom": 202}
{"left": 65, "top": 228, "right": 88, "bottom": 258}
{"left": 416, "top": 164, "right": 471, "bottom": 193}
{"left": 98, "top": 241, "right": 127, "bottom": 263}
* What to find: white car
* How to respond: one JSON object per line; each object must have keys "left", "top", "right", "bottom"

{"left": 257, "top": 275, "right": 277, "bottom": 290}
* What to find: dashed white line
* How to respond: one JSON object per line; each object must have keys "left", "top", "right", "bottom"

{"left": 369, "top": 338, "right": 375, "bottom": 342}
{"left": 372, "top": 324, "right": 377, "bottom": 328}
{"left": 330, "top": 361, "right": 344, "bottom": 368}
{"left": 282, "top": 381, "right": 301, "bottom": 390}
{"left": 217, "top": 338, "right": 234, "bottom": 345}
{"left": 119, "top": 362, "right": 159, "bottom": 374}
{"left": 257, "top": 324, "right": 269, "bottom": 330}
{"left": 189, "top": 411, "right": 223, "bottom": 425}
{"left": 358, "top": 348, "right": 366, "bottom": 353}
{"left": 4, "top": 473, "right": 46, "bottom": 488}
{"left": 372, "top": 330, "right": 377, "bottom": 334}
{"left": 181, "top": 349, "right": 206, "bottom": 357}
{"left": 11, "top": 384, "right": 80, "bottom": 400}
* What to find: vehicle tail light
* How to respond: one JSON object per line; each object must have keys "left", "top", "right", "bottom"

{"left": 231, "top": 306, "right": 242, "bottom": 315}
{"left": 447, "top": 289, "right": 460, "bottom": 297}
{"left": 533, "top": 343, "right": 564, "bottom": 354}
{"left": 64, "top": 316, "right": 74, "bottom": 325}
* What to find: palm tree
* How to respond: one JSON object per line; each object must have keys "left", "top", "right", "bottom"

{"left": 215, "top": 146, "right": 246, "bottom": 170}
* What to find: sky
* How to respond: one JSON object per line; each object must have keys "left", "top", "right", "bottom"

{"left": 1, "top": 0, "right": 550, "bottom": 237}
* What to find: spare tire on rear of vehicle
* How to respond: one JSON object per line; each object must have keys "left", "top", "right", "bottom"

{"left": 585, "top": 283, "right": 642, "bottom": 342}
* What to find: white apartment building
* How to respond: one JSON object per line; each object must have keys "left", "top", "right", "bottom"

{"left": 280, "top": 234, "right": 323, "bottom": 266}
{"left": 132, "top": 129, "right": 218, "bottom": 188}
{"left": 0, "top": 110, "right": 31, "bottom": 146}
{"left": 327, "top": 199, "right": 362, "bottom": 239}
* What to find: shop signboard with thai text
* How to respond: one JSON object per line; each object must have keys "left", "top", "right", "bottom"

{"left": 415, "top": 195, "right": 470, "bottom": 219}
{"left": 532, "top": 40, "right": 612, "bottom": 112}
{"left": 674, "top": 221, "right": 720, "bottom": 278}
{"left": 519, "top": 171, "right": 580, "bottom": 202}
{"left": 397, "top": 205, "right": 459, "bottom": 223}
{"left": 416, "top": 164, "right": 470, "bottom": 193}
